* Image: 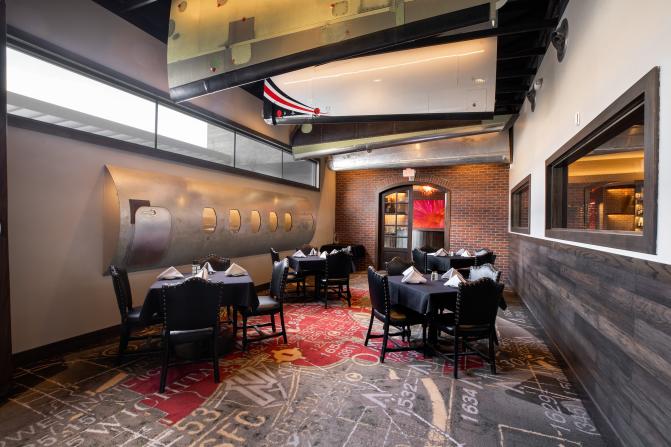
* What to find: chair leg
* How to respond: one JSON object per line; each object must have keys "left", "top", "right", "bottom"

{"left": 346, "top": 282, "right": 352, "bottom": 307}
{"left": 232, "top": 308, "right": 238, "bottom": 335}
{"left": 422, "top": 324, "right": 428, "bottom": 357}
{"left": 242, "top": 315, "right": 248, "bottom": 352}
{"left": 380, "top": 322, "right": 390, "bottom": 363}
{"left": 492, "top": 327, "right": 500, "bottom": 346}
{"left": 212, "top": 332, "right": 220, "bottom": 383}
{"left": 271, "top": 314, "right": 276, "bottom": 332}
{"left": 117, "top": 325, "right": 130, "bottom": 365}
{"left": 453, "top": 334, "right": 459, "bottom": 379}
{"left": 159, "top": 336, "right": 170, "bottom": 393}
{"left": 279, "top": 309, "right": 288, "bottom": 344}
{"left": 489, "top": 334, "right": 496, "bottom": 374}
{"left": 364, "top": 312, "right": 375, "bottom": 346}
{"left": 323, "top": 281, "right": 328, "bottom": 309}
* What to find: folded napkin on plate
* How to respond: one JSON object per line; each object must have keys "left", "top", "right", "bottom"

{"left": 224, "top": 262, "right": 248, "bottom": 277}
{"left": 402, "top": 268, "right": 427, "bottom": 284}
{"left": 201, "top": 261, "right": 216, "bottom": 274}
{"left": 319, "top": 251, "right": 328, "bottom": 259}
{"left": 330, "top": 249, "right": 340, "bottom": 255}
{"left": 475, "top": 249, "right": 489, "bottom": 256}
{"left": 293, "top": 250, "right": 306, "bottom": 258}
{"left": 430, "top": 248, "right": 449, "bottom": 256}
{"left": 455, "top": 248, "right": 465, "bottom": 256}
{"left": 157, "top": 266, "right": 184, "bottom": 280}
{"left": 402, "top": 265, "right": 418, "bottom": 277}
{"left": 309, "top": 248, "right": 319, "bottom": 256}
{"left": 443, "top": 268, "right": 465, "bottom": 287}
{"left": 194, "top": 268, "right": 209, "bottom": 280}
{"left": 461, "top": 250, "right": 472, "bottom": 257}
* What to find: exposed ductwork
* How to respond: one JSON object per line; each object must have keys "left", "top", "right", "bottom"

{"left": 327, "top": 129, "right": 510, "bottom": 171}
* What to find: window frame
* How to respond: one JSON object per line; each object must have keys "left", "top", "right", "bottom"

{"left": 545, "top": 67, "right": 659, "bottom": 254}
{"left": 510, "top": 174, "right": 531, "bottom": 234}
{"left": 5, "top": 32, "right": 320, "bottom": 191}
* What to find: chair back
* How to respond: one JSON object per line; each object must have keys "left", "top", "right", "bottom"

{"left": 412, "top": 248, "right": 428, "bottom": 273}
{"left": 269, "top": 247, "right": 281, "bottom": 264}
{"left": 270, "top": 259, "right": 290, "bottom": 301}
{"left": 469, "top": 263, "right": 501, "bottom": 283}
{"left": 161, "top": 278, "right": 222, "bottom": 332}
{"left": 455, "top": 278, "right": 504, "bottom": 328}
{"left": 109, "top": 265, "right": 133, "bottom": 320}
{"left": 385, "top": 257, "right": 414, "bottom": 276}
{"left": 198, "top": 254, "right": 231, "bottom": 271}
{"left": 367, "top": 267, "right": 390, "bottom": 317}
{"left": 474, "top": 249, "right": 495, "bottom": 266}
{"left": 326, "top": 251, "right": 351, "bottom": 279}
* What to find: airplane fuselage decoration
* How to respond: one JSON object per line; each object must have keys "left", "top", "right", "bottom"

{"left": 103, "top": 165, "right": 316, "bottom": 273}
{"left": 167, "top": 0, "right": 498, "bottom": 102}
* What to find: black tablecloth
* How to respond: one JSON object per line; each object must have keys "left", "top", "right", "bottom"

{"left": 288, "top": 255, "right": 326, "bottom": 273}
{"left": 141, "top": 272, "right": 259, "bottom": 324}
{"left": 427, "top": 255, "right": 476, "bottom": 272}
{"left": 387, "top": 274, "right": 458, "bottom": 315}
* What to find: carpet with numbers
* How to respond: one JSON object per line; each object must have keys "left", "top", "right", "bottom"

{"left": 0, "top": 277, "right": 607, "bottom": 446}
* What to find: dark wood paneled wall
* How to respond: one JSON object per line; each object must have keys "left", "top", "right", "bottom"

{"left": 509, "top": 234, "right": 671, "bottom": 447}
{"left": 0, "top": 0, "right": 11, "bottom": 398}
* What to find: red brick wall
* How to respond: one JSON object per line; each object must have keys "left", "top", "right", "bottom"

{"left": 335, "top": 164, "right": 510, "bottom": 280}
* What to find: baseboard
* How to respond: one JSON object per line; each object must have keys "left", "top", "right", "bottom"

{"left": 509, "top": 285, "right": 624, "bottom": 447}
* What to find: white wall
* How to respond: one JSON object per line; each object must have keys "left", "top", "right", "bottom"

{"left": 5, "top": 0, "right": 335, "bottom": 353}
{"left": 510, "top": 0, "right": 671, "bottom": 265}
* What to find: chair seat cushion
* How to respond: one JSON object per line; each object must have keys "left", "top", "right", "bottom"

{"left": 168, "top": 327, "right": 214, "bottom": 343}
{"left": 320, "top": 277, "right": 348, "bottom": 284}
{"left": 375, "top": 305, "right": 424, "bottom": 325}
{"left": 436, "top": 313, "right": 491, "bottom": 336}
{"left": 256, "top": 295, "right": 281, "bottom": 312}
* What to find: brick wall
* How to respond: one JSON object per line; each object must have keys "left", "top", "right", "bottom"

{"left": 335, "top": 164, "right": 510, "bottom": 280}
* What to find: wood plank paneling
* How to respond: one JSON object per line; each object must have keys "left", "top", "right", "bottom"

{"left": 509, "top": 234, "right": 671, "bottom": 447}
{"left": 0, "top": 0, "right": 11, "bottom": 398}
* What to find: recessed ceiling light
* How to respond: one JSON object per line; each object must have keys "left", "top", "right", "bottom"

{"left": 473, "top": 78, "right": 486, "bottom": 85}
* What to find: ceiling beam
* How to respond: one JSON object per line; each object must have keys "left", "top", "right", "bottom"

{"left": 497, "top": 47, "right": 546, "bottom": 61}
{"left": 122, "top": 0, "right": 159, "bottom": 12}
{"left": 496, "top": 69, "right": 536, "bottom": 80}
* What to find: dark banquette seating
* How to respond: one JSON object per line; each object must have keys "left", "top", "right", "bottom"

{"left": 364, "top": 267, "right": 427, "bottom": 362}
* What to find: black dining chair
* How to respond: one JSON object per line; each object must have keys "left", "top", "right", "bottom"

{"left": 364, "top": 267, "right": 427, "bottom": 362}
{"left": 109, "top": 265, "right": 160, "bottom": 365}
{"left": 159, "top": 277, "right": 225, "bottom": 393}
{"left": 412, "top": 248, "right": 429, "bottom": 273}
{"left": 474, "top": 249, "right": 496, "bottom": 266}
{"left": 320, "top": 250, "right": 352, "bottom": 308}
{"left": 235, "top": 259, "right": 289, "bottom": 351}
{"left": 384, "top": 256, "right": 414, "bottom": 276}
{"left": 270, "top": 248, "right": 306, "bottom": 296}
{"left": 197, "top": 254, "right": 231, "bottom": 271}
{"left": 436, "top": 278, "right": 504, "bottom": 378}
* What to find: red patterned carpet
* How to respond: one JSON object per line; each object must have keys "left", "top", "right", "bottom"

{"left": 1, "top": 285, "right": 607, "bottom": 446}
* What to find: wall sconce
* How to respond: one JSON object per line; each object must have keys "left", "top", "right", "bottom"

{"left": 403, "top": 168, "right": 416, "bottom": 181}
{"left": 551, "top": 18, "right": 569, "bottom": 62}
{"left": 526, "top": 78, "right": 543, "bottom": 112}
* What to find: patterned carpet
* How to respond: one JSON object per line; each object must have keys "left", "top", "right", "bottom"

{"left": 0, "top": 277, "right": 608, "bottom": 446}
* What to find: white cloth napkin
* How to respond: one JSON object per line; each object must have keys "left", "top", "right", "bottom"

{"left": 224, "top": 262, "right": 248, "bottom": 277}
{"left": 157, "top": 266, "right": 184, "bottom": 280}
{"left": 429, "top": 248, "right": 449, "bottom": 256}
{"left": 475, "top": 249, "right": 489, "bottom": 256}
{"left": 293, "top": 250, "right": 306, "bottom": 258}
{"left": 443, "top": 268, "right": 465, "bottom": 287}
{"left": 319, "top": 251, "right": 328, "bottom": 259}
{"left": 309, "top": 248, "right": 319, "bottom": 256}
{"left": 402, "top": 265, "right": 418, "bottom": 277}
{"left": 194, "top": 268, "right": 209, "bottom": 280}
{"left": 455, "top": 248, "right": 465, "bottom": 256}
{"left": 330, "top": 249, "right": 339, "bottom": 255}
{"left": 201, "top": 261, "right": 216, "bottom": 274}
{"left": 402, "top": 268, "right": 427, "bottom": 284}
{"left": 461, "top": 250, "right": 472, "bottom": 257}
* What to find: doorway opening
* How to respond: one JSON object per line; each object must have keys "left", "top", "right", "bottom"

{"left": 379, "top": 184, "right": 450, "bottom": 268}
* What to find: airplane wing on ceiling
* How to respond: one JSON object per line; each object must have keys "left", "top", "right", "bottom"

{"left": 167, "top": 0, "right": 500, "bottom": 102}
{"left": 263, "top": 37, "right": 497, "bottom": 125}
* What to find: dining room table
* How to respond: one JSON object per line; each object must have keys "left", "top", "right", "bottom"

{"left": 287, "top": 255, "right": 326, "bottom": 299}
{"left": 140, "top": 271, "right": 259, "bottom": 325}
{"left": 387, "top": 273, "right": 459, "bottom": 346}
{"left": 427, "top": 254, "right": 476, "bottom": 273}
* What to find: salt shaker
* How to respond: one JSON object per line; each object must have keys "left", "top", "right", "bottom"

{"left": 431, "top": 271, "right": 438, "bottom": 281}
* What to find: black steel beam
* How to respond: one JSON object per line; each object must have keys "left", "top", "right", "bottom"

{"left": 497, "top": 47, "right": 546, "bottom": 61}
{"left": 123, "top": 0, "right": 160, "bottom": 12}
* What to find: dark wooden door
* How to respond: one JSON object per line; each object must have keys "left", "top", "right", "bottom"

{"left": 0, "top": 0, "right": 12, "bottom": 398}
{"left": 379, "top": 187, "right": 412, "bottom": 267}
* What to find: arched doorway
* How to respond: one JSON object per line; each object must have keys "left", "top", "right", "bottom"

{"left": 378, "top": 183, "right": 450, "bottom": 268}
